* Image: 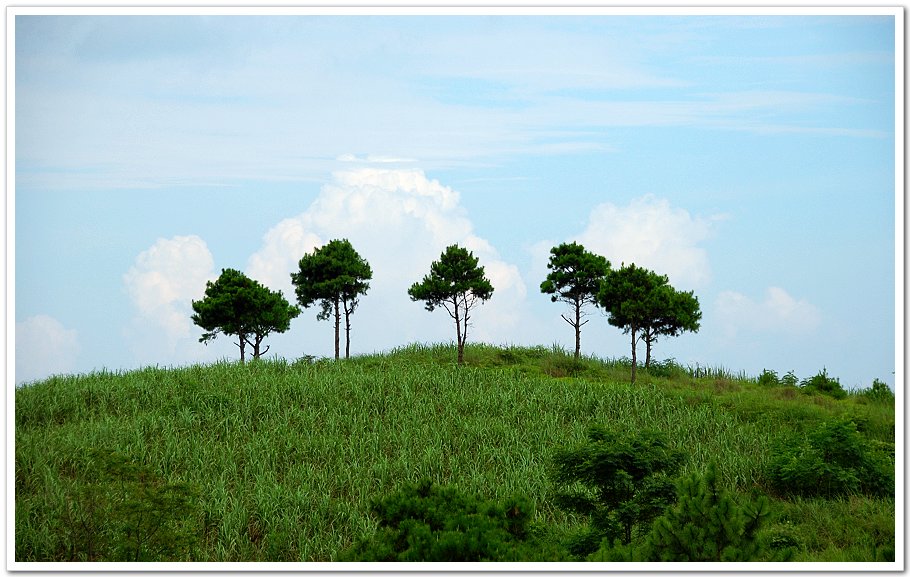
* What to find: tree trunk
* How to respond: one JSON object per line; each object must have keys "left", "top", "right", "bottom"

{"left": 344, "top": 302, "right": 352, "bottom": 359}
{"left": 237, "top": 332, "right": 246, "bottom": 363}
{"left": 630, "top": 325, "right": 638, "bottom": 384}
{"left": 333, "top": 297, "right": 341, "bottom": 360}
{"left": 244, "top": 333, "right": 269, "bottom": 360}
{"left": 574, "top": 301, "right": 582, "bottom": 359}
{"left": 253, "top": 335, "right": 269, "bottom": 359}
{"left": 454, "top": 298, "right": 464, "bottom": 365}
{"left": 644, "top": 330, "right": 652, "bottom": 370}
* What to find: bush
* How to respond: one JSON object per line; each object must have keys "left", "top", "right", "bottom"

{"left": 799, "top": 368, "right": 846, "bottom": 400}
{"left": 780, "top": 371, "right": 799, "bottom": 388}
{"left": 550, "top": 426, "right": 685, "bottom": 558}
{"left": 862, "top": 379, "right": 894, "bottom": 403}
{"left": 591, "top": 463, "right": 770, "bottom": 562}
{"left": 763, "top": 522, "right": 800, "bottom": 560}
{"left": 338, "top": 480, "right": 566, "bottom": 562}
{"left": 758, "top": 369, "right": 779, "bottom": 387}
{"left": 644, "top": 463, "right": 770, "bottom": 562}
{"left": 647, "top": 358, "right": 687, "bottom": 380}
{"left": 767, "top": 419, "right": 893, "bottom": 498}
{"left": 59, "top": 449, "right": 200, "bottom": 561}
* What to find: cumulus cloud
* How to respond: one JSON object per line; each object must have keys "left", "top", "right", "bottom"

{"left": 575, "top": 194, "right": 718, "bottom": 289}
{"left": 123, "top": 235, "right": 220, "bottom": 364}
{"left": 715, "top": 286, "right": 822, "bottom": 338}
{"left": 246, "top": 168, "right": 526, "bottom": 353}
{"left": 16, "top": 315, "right": 80, "bottom": 385}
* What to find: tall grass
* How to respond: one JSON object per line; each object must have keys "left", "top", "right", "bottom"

{"left": 15, "top": 344, "right": 894, "bottom": 562}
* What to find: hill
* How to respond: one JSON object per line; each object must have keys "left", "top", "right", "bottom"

{"left": 14, "top": 343, "right": 895, "bottom": 563}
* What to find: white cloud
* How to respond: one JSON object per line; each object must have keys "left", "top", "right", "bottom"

{"left": 575, "top": 194, "right": 718, "bottom": 289}
{"left": 247, "top": 168, "right": 471, "bottom": 297}
{"left": 715, "top": 286, "right": 822, "bottom": 338}
{"left": 246, "top": 168, "right": 527, "bottom": 355}
{"left": 123, "top": 235, "right": 220, "bottom": 364}
{"left": 16, "top": 315, "right": 80, "bottom": 385}
{"left": 245, "top": 219, "right": 323, "bottom": 300}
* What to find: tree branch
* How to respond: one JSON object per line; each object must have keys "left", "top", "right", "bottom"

{"left": 441, "top": 300, "right": 458, "bottom": 321}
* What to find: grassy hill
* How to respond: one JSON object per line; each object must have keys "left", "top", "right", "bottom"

{"left": 14, "top": 343, "right": 895, "bottom": 563}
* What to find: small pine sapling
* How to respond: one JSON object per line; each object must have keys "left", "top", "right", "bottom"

{"left": 550, "top": 426, "right": 685, "bottom": 558}
{"left": 339, "top": 480, "right": 565, "bottom": 562}
{"left": 645, "top": 462, "right": 770, "bottom": 562}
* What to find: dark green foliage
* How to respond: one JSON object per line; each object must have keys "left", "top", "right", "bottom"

{"left": 758, "top": 369, "right": 780, "bottom": 387}
{"left": 339, "top": 481, "right": 565, "bottom": 562}
{"left": 762, "top": 522, "right": 800, "bottom": 560}
{"left": 638, "top": 285, "right": 701, "bottom": 368}
{"left": 643, "top": 463, "right": 770, "bottom": 562}
{"left": 550, "top": 426, "right": 685, "bottom": 557}
{"left": 863, "top": 379, "right": 894, "bottom": 403}
{"left": 191, "top": 268, "right": 299, "bottom": 362}
{"left": 646, "top": 358, "right": 689, "bottom": 380}
{"left": 767, "top": 419, "right": 894, "bottom": 498}
{"left": 539, "top": 242, "right": 610, "bottom": 359}
{"left": 58, "top": 449, "right": 200, "bottom": 561}
{"left": 780, "top": 371, "right": 799, "bottom": 387}
{"left": 596, "top": 264, "right": 657, "bottom": 383}
{"left": 799, "top": 368, "right": 847, "bottom": 399}
{"left": 290, "top": 239, "right": 372, "bottom": 359}
{"left": 408, "top": 245, "right": 495, "bottom": 364}
{"left": 597, "top": 263, "right": 700, "bottom": 383}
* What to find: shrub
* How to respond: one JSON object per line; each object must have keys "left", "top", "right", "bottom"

{"left": 643, "top": 463, "right": 770, "bottom": 562}
{"left": 550, "top": 426, "right": 685, "bottom": 558}
{"left": 647, "top": 358, "right": 687, "bottom": 380}
{"left": 591, "top": 463, "right": 771, "bottom": 562}
{"left": 758, "top": 369, "right": 779, "bottom": 387}
{"left": 338, "top": 480, "right": 566, "bottom": 562}
{"left": 799, "top": 368, "right": 846, "bottom": 400}
{"left": 496, "top": 347, "right": 523, "bottom": 365}
{"left": 763, "top": 522, "right": 800, "bottom": 560}
{"left": 863, "top": 379, "right": 894, "bottom": 403}
{"left": 59, "top": 449, "right": 200, "bottom": 561}
{"left": 767, "top": 419, "right": 893, "bottom": 498}
{"left": 780, "top": 370, "right": 799, "bottom": 388}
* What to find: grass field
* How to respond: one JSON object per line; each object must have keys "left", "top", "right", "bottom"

{"left": 14, "top": 343, "right": 896, "bottom": 563}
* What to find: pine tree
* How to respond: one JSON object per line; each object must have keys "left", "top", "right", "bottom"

{"left": 191, "top": 268, "right": 299, "bottom": 362}
{"left": 645, "top": 463, "right": 769, "bottom": 562}
{"left": 539, "top": 242, "right": 610, "bottom": 359}
{"left": 408, "top": 244, "right": 494, "bottom": 365}
{"left": 550, "top": 426, "right": 685, "bottom": 557}
{"left": 291, "top": 239, "right": 372, "bottom": 359}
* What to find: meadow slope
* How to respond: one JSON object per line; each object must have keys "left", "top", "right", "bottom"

{"left": 15, "top": 343, "right": 895, "bottom": 563}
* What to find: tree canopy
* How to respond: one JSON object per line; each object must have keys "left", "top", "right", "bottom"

{"left": 551, "top": 426, "right": 685, "bottom": 557}
{"left": 638, "top": 284, "right": 701, "bottom": 370}
{"left": 408, "top": 244, "right": 494, "bottom": 365}
{"left": 597, "top": 263, "right": 700, "bottom": 383}
{"left": 191, "top": 268, "right": 299, "bottom": 362}
{"left": 540, "top": 242, "right": 610, "bottom": 359}
{"left": 290, "top": 239, "right": 372, "bottom": 359}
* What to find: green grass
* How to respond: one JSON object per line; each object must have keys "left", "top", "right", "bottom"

{"left": 14, "top": 343, "right": 895, "bottom": 563}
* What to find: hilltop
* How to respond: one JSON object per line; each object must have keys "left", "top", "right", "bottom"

{"left": 14, "top": 343, "right": 895, "bottom": 563}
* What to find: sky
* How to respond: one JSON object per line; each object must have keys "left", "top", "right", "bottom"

{"left": 12, "top": 10, "right": 901, "bottom": 390}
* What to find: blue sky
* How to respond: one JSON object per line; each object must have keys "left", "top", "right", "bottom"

{"left": 13, "top": 10, "right": 900, "bottom": 390}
